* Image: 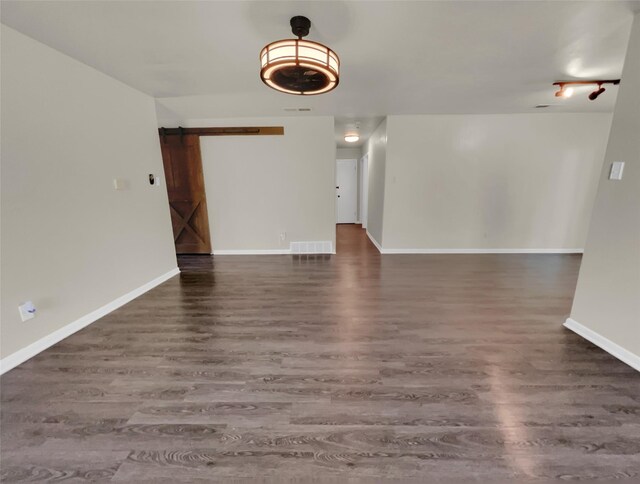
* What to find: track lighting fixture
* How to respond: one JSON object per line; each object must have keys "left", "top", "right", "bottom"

{"left": 553, "top": 79, "right": 620, "bottom": 101}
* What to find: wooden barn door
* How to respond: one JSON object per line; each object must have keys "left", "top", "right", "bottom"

{"left": 159, "top": 134, "right": 212, "bottom": 254}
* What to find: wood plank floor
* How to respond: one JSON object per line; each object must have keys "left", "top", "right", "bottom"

{"left": 1, "top": 224, "right": 639, "bottom": 482}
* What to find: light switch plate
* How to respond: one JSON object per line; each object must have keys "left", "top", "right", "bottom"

{"left": 609, "top": 161, "right": 625, "bottom": 180}
{"left": 19, "top": 301, "right": 36, "bottom": 322}
{"left": 113, "top": 178, "right": 130, "bottom": 190}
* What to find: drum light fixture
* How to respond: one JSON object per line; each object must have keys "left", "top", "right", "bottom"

{"left": 260, "top": 16, "right": 340, "bottom": 96}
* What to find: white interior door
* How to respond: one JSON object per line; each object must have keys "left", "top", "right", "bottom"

{"left": 336, "top": 159, "right": 357, "bottom": 224}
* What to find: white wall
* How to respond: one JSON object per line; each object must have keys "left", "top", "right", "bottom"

{"left": 364, "top": 118, "right": 388, "bottom": 246}
{"left": 568, "top": 14, "right": 640, "bottom": 368}
{"left": 194, "top": 117, "right": 336, "bottom": 253}
{"left": 337, "top": 147, "right": 362, "bottom": 160}
{"left": 380, "top": 113, "right": 612, "bottom": 251}
{"left": 0, "top": 26, "right": 177, "bottom": 361}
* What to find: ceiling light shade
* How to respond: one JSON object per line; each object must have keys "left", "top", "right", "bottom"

{"left": 344, "top": 123, "right": 360, "bottom": 143}
{"left": 260, "top": 16, "right": 339, "bottom": 95}
{"left": 344, "top": 134, "right": 360, "bottom": 143}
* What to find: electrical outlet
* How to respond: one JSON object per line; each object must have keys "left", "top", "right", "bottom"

{"left": 279, "top": 232, "right": 287, "bottom": 242}
{"left": 19, "top": 301, "right": 36, "bottom": 322}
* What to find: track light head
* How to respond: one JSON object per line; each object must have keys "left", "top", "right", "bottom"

{"left": 588, "top": 86, "right": 606, "bottom": 101}
{"left": 555, "top": 86, "right": 573, "bottom": 98}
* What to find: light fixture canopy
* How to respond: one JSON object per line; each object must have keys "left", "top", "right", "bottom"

{"left": 260, "top": 16, "right": 340, "bottom": 96}
{"left": 553, "top": 79, "right": 620, "bottom": 101}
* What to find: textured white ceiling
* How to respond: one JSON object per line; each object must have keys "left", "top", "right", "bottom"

{"left": 2, "top": 0, "right": 638, "bottom": 144}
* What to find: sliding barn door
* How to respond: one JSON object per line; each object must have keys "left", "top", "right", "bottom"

{"left": 159, "top": 134, "right": 212, "bottom": 254}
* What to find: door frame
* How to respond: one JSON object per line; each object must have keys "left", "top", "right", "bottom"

{"left": 360, "top": 153, "right": 369, "bottom": 229}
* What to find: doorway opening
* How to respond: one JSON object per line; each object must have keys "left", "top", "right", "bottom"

{"left": 335, "top": 155, "right": 372, "bottom": 255}
{"left": 158, "top": 126, "right": 285, "bottom": 257}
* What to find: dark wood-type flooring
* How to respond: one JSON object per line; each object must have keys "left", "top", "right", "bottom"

{"left": 1, "top": 225, "right": 639, "bottom": 482}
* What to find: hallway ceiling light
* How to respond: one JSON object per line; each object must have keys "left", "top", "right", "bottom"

{"left": 344, "top": 134, "right": 359, "bottom": 143}
{"left": 260, "top": 16, "right": 340, "bottom": 96}
{"left": 553, "top": 79, "right": 620, "bottom": 101}
{"left": 344, "top": 123, "right": 360, "bottom": 143}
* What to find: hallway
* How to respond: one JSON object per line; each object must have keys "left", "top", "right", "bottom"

{"left": 335, "top": 224, "right": 379, "bottom": 256}
{"left": 1, "top": 225, "right": 638, "bottom": 481}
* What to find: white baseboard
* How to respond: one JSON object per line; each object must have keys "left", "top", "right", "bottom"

{"left": 362, "top": 237, "right": 583, "bottom": 255}
{"left": 564, "top": 318, "right": 640, "bottom": 372}
{"left": 213, "top": 249, "right": 292, "bottom": 255}
{"left": 380, "top": 248, "right": 583, "bottom": 254}
{"left": 366, "top": 230, "right": 383, "bottom": 253}
{"left": 213, "top": 250, "right": 338, "bottom": 255}
{"left": 0, "top": 267, "right": 180, "bottom": 375}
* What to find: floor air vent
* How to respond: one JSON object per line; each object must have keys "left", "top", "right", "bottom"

{"left": 290, "top": 241, "right": 333, "bottom": 254}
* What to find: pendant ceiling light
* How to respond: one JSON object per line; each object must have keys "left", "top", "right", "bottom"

{"left": 260, "top": 16, "right": 340, "bottom": 96}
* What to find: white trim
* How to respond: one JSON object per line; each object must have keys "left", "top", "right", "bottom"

{"left": 0, "top": 268, "right": 180, "bottom": 375}
{"left": 360, "top": 154, "right": 369, "bottom": 230}
{"left": 379, "top": 248, "right": 584, "bottom": 254}
{"left": 366, "top": 230, "right": 383, "bottom": 253}
{"left": 564, "top": 318, "right": 640, "bottom": 372}
{"left": 213, "top": 249, "right": 292, "bottom": 255}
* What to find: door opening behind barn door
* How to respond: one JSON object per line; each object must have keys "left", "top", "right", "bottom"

{"left": 158, "top": 126, "right": 285, "bottom": 255}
